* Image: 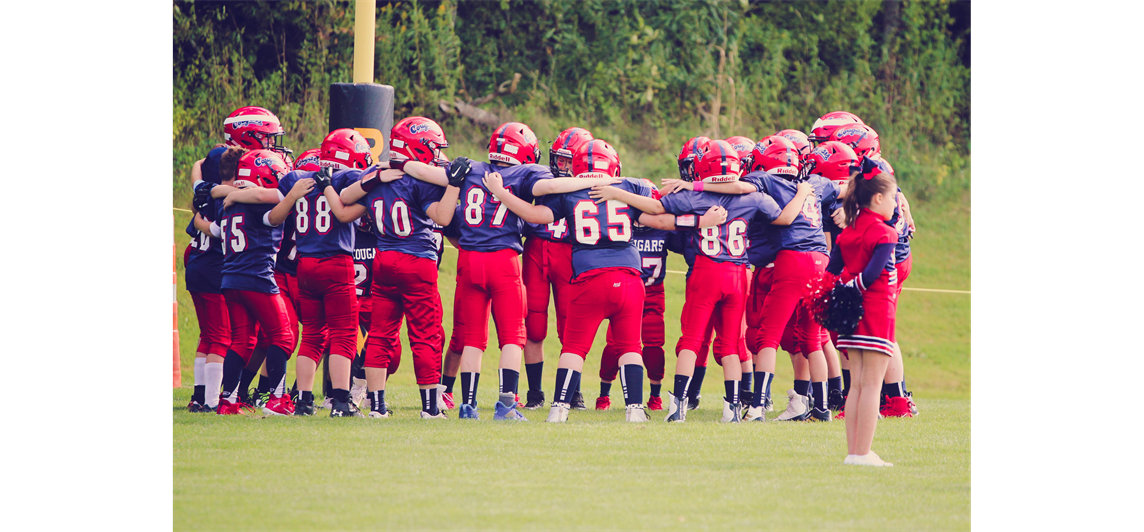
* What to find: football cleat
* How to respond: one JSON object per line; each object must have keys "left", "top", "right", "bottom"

{"left": 216, "top": 400, "right": 244, "bottom": 415}
{"left": 721, "top": 399, "right": 742, "bottom": 423}
{"left": 494, "top": 393, "right": 528, "bottom": 421}
{"left": 809, "top": 406, "right": 832, "bottom": 422}
{"left": 331, "top": 399, "right": 365, "bottom": 418}
{"left": 880, "top": 396, "right": 914, "bottom": 418}
{"left": 740, "top": 391, "right": 754, "bottom": 410}
{"left": 198, "top": 403, "right": 216, "bottom": 414}
{"left": 263, "top": 394, "right": 295, "bottom": 416}
{"left": 368, "top": 409, "right": 391, "bottom": 419}
{"left": 250, "top": 390, "right": 270, "bottom": 409}
{"left": 437, "top": 384, "right": 454, "bottom": 410}
{"left": 687, "top": 394, "right": 701, "bottom": 411}
{"left": 595, "top": 395, "right": 612, "bottom": 411}
{"left": 906, "top": 392, "right": 919, "bottom": 416}
{"left": 625, "top": 404, "right": 649, "bottom": 423}
{"left": 350, "top": 378, "right": 368, "bottom": 409}
{"left": 441, "top": 390, "right": 456, "bottom": 410}
{"left": 571, "top": 391, "right": 587, "bottom": 410}
{"left": 458, "top": 404, "right": 479, "bottom": 420}
{"left": 665, "top": 393, "right": 688, "bottom": 422}
{"left": 828, "top": 390, "right": 846, "bottom": 412}
{"left": 523, "top": 390, "right": 545, "bottom": 410}
{"left": 775, "top": 390, "right": 810, "bottom": 421}
{"left": 763, "top": 395, "right": 774, "bottom": 412}
{"left": 187, "top": 400, "right": 203, "bottom": 413}
{"left": 294, "top": 397, "right": 316, "bottom": 416}
{"left": 546, "top": 402, "right": 571, "bottom": 423}
{"left": 318, "top": 397, "right": 333, "bottom": 410}
{"left": 834, "top": 407, "right": 846, "bottom": 420}
{"left": 420, "top": 410, "right": 447, "bottom": 420}
{"left": 646, "top": 396, "right": 664, "bottom": 411}
{"left": 844, "top": 452, "right": 893, "bottom": 467}
{"left": 743, "top": 405, "right": 766, "bottom": 422}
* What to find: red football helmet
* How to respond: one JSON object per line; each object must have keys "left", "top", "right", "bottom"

{"left": 809, "top": 111, "right": 864, "bottom": 142}
{"left": 488, "top": 122, "right": 541, "bottom": 165}
{"left": 694, "top": 140, "right": 742, "bottom": 183}
{"left": 829, "top": 123, "right": 880, "bottom": 162}
{"left": 235, "top": 149, "right": 289, "bottom": 189}
{"left": 805, "top": 141, "right": 860, "bottom": 182}
{"left": 724, "top": 136, "right": 755, "bottom": 175}
{"left": 571, "top": 139, "right": 622, "bottom": 178}
{"left": 293, "top": 148, "right": 321, "bottom": 172}
{"left": 677, "top": 136, "right": 710, "bottom": 181}
{"left": 775, "top": 129, "right": 813, "bottom": 160}
{"left": 224, "top": 106, "right": 285, "bottom": 150}
{"left": 549, "top": 127, "right": 595, "bottom": 177}
{"left": 871, "top": 154, "right": 894, "bottom": 176}
{"left": 749, "top": 136, "right": 800, "bottom": 177}
{"left": 391, "top": 116, "right": 448, "bottom": 164}
{"left": 320, "top": 128, "right": 373, "bottom": 170}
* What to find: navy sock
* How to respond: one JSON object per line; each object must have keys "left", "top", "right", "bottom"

{"left": 600, "top": 381, "right": 612, "bottom": 397}
{"left": 751, "top": 372, "right": 768, "bottom": 408}
{"left": 673, "top": 374, "right": 691, "bottom": 401}
{"left": 352, "top": 349, "right": 367, "bottom": 380}
{"left": 499, "top": 369, "right": 519, "bottom": 396}
{"left": 265, "top": 346, "right": 288, "bottom": 396}
{"left": 901, "top": 380, "right": 909, "bottom": 395}
{"left": 460, "top": 372, "right": 480, "bottom": 406}
{"left": 420, "top": 387, "right": 440, "bottom": 415}
{"left": 812, "top": 382, "right": 827, "bottom": 410}
{"left": 883, "top": 381, "right": 904, "bottom": 398}
{"left": 841, "top": 369, "right": 851, "bottom": 396}
{"left": 828, "top": 376, "right": 843, "bottom": 395}
{"left": 764, "top": 373, "right": 774, "bottom": 399}
{"left": 553, "top": 368, "right": 581, "bottom": 404}
{"left": 441, "top": 375, "right": 456, "bottom": 394}
{"left": 687, "top": 366, "right": 706, "bottom": 400}
{"left": 300, "top": 391, "right": 314, "bottom": 403}
{"left": 221, "top": 351, "right": 246, "bottom": 399}
{"left": 740, "top": 372, "right": 752, "bottom": 396}
{"left": 370, "top": 390, "right": 386, "bottom": 412}
{"left": 650, "top": 383, "right": 662, "bottom": 397}
{"left": 724, "top": 380, "right": 739, "bottom": 405}
{"left": 256, "top": 373, "right": 272, "bottom": 394}
{"left": 239, "top": 368, "right": 258, "bottom": 399}
{"left": 620, "top": 365, "right": 644, "bottom": 406}
{"left": 793, "top": 379, "right": 810, "bottom": 397}
{"left": 192, "top": 385, "right": 205, "bottom": 404}
{"left": 525, "top": 362, "right": 544, "bottom": 392}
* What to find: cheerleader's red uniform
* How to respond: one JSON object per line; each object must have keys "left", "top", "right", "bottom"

{"left": 827, "top": 208, "right": 899, "bottom": 357}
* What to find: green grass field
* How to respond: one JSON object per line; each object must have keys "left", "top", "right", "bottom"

{"left": 172, "top": 191, "right": 970, "bottom": 531}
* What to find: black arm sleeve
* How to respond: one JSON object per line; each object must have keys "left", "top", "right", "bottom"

{"left": 826, "top": 245, "right": 845, "bottom": 275}
{"left": 857, "top": 243, "right": 896, "bottom": 291}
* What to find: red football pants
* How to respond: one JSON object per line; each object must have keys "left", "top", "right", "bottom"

{"left": 297, "top": 255, "right": 358, "bottom": 362}
{"left": 523, "top": 237, "right": 574, "bottom": 343}
{"left": 365, "top": 251, "right": 444, "bottom": 386}
{"left": 694, "top": 269, "right": 752, "bottom": 367}
{"left": 753, "top": 249, "right": 828, "bottom": 354}
{"left": 561, "top": 268, "right": 645, "bottom": 358}
{"left": 600, "top": 283, "right": 665, "bottom": 381}
{"left": 745, "top": 263, "right": 774, "bottom": 355}
{"left": 190, "top": 291, "right": 230, "bottom": 357}
{"left": 223, "top": 289, "right": 295, "bottom": 363}
{"left": 455, "top": 248, "right": 526, "bottom": 350}
{"left": 676, "top": 256, "right": 748, "bottom": 360}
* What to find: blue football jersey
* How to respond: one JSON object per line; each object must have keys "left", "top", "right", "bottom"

{"left": 220, "top": 202, "right": 283, "bottom": 293}
{"left": 746, "top": 222, "right": 782, "bottom": 267}
{"left": 456, "top": 161, "right": 552, "bottom": 253}
{"left": 632, "top": 227, "right": 671, "bottom": 286}
{"left": 659, "top": 190, "right": 782, "bottom": 266}
{"left": 547, "top": 178, "right": 651, "bottom": 278}
{"left": 352, "top": 220, "right": 377, "bottom": 297}
{"left": 526, "top": 194, "right": 574, "bottom": 243}
{"left": 356, "top": 172, "right": 446, "bottom": 262}
{"left": 274, "top": 216, "right": 299, "bottom": 275}
{"left": 741, "top": 171, "right": 839, "bottom": 254}
{"left": 887, "top": 188, "right": 912, "bottom": 263}
{"left": 186, "top": 147, "right": 227, "bottom": 256}
{"left": 278, "top": 169, "right": 364, "bottom": 258}
{"left": 187, "top": 192, "right": 225, "bottom": 262}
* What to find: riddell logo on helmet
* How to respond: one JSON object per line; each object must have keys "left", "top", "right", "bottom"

{"left": 772, "top": 166, "right": 798, "bottom": 176}
{"left": 409, "top": 123, "right": 430, "bottom": 134}
{"left": 489, "top": 152, "right": 515, "bottom": 164}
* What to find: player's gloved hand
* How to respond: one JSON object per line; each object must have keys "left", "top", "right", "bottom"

{"left": 314, "top": 167, "right": 333, "bottom": 192}
{"left": 448, "top": 156, "right": 471, "bottom": 188}
{"left": 193, "top": 182, "right": 215, "bottom": 212}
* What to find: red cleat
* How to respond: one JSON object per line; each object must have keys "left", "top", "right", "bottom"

{"left": 441, "top": 392, "right": 456, "bottom": 410}
{"left": 646, "top": 396, "right": 664, "bottom": 411}
{"left": 879, "top": 396, "right": 914, "bottom": 418}
{"left": 834, "top": 408, "right": 845, "bottom": 420}
{"left": 595, "top": 396, "right": 611, "bottom": 410}
{"left": 216, "top": 400, "right": 243, "bottom": 415}
{"left": 263, "top": 394, "right": 295, "bottom": 416}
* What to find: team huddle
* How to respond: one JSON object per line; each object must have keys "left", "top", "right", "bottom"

{"left": 182, "top": 105, "right": 915, "bottom": 465}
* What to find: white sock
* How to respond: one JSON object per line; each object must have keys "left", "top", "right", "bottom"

{"left": 274, "top": 375, "right": 287, "bottom": 396}
{"left": 204, "top": 362, "right": 224, "bottom": 408}
{"left": 194, "top": 358, "right": 205, "bottom": 386}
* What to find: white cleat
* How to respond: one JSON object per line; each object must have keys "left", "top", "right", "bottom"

{"left": 844, "top": 452, "right": 893, "bottom": 467}
{"left": 420, "top": 411, "right": 447, "bottom": 420}
{"left": 664, "top": 392, "right": 687, "bottom": 422}
{"left": 318, "top": 397, "right": 334, "bottom": 410}
{"left": 436, "top": 384, "right": 451, "bottom": 412}
{"left": 546, "top": 402, "right": 570, "bottom": 423}
{"left": 350, "top": 378, "right": 368, "bottom": 409}
{"left": 775, "top": 389, "right": 810, "bottom": 421}
{"left": 368, "top": 410, "right": 391, "bottom": 419}
{"left": 720, "top": 399, "right": 742, "bottom": 423}
{"left": 625, "top": 404, "right": 649, "bottom": 423}
{"left": 743, "top": 405, "right": 766, "bottom": 422}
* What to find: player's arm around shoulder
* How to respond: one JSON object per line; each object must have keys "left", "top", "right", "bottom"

{"left": 588, "top": 182, "right": 664, "bottom": 214}
{"left": 640, "top": 205, "right": 727, "bottom": 231}
{"left": 266, "top": 176, "right": 313, "bottom": 226}
{"left": 660, "top": 177, "right": 757, "bottom": 195}
{"left": 771, "top": 181, "right": 813, "bottom": 226}
{"left": 483, "top": 170, "right": 554, "bottom": 225}
{"left": 323, "top": 171, "right": 367, "bottom": 223}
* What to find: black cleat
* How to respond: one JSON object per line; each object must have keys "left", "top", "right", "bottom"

{"left": 571, "top": 391, "right": 587, "bottom": 410}
{"left": 295, "top": 397, "right": 316, "bottom": 416}
{"left": 687, "top": 394, "right": 701, "bottom": 411}
{"left": 187, "top": 401, "right": 203, "bottom": 413}
{"left": 524, "top": 390, "right": 546, "bottom": 410}
{"left": 828, "top": 390, "right": 846, "bottom": 412}
{"left": 331, "top": 399, "right": 365, "bottom": 418}
{"left": 809, "top": 406, "right": 832, "bottom": 422}
{"left": 740, "top": 391, "right": 754, "bottom": 409}
{"left": 250, "top": 390, "right": 270, "bottom": 409}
